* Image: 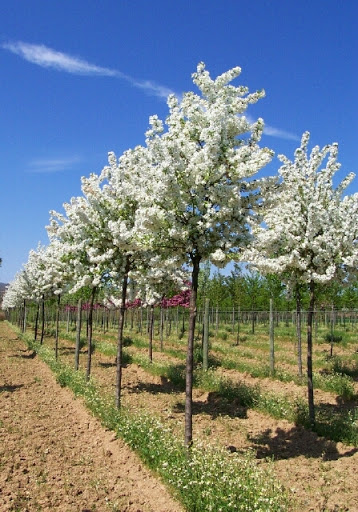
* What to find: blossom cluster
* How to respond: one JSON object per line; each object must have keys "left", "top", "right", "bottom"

{"left": 242, "top": 131, "right": 358, "bottom": 287}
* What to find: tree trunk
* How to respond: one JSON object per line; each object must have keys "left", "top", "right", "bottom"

{"left": 160, "top": 305, "right": 164, "bottom": 351}
{"left": 269, "top": 298, "right": 275, "bottom": 375}
{"left": 75, "top": 298, "right": 82, "bottom": 370}
{"left": 116, "top": 261, "right": 130, "bottom": 409}
{"left": 22, "top": 299, "right": 27, "bottom": 333}
{"left": 55, "top": 294, "right": 61, "bottom": 360}
{"left": 34, "top": 302, "right": 40, "bottom": 341}
{"left": 202, "top": 298, "right": 209, "bottom": 371}
{"left": 148, "top": 305, "right": 154, "bottom": 362}
{"left": 296, "top": 286, "right": 303, "bottom": 378}
{"left": 86, "top": 287, "right": 97, "bottom": 381}
{"left": 185, "top": 254, "right": 201, "bottom": 447}
{"left": 307, "top": 280, "right": 315, "bottom": 427}
{"left": 40, "top": 294, "right": 45, "bottom": 345}
{"left": 66, "top": 308, "right": 70, "bottom": 333}
{"left": 330, "top": 304, "right": 335, "bottom": 357}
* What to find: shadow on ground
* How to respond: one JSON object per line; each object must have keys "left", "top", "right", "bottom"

{"left": 248, "top": 425, "right": 358, "bottom": 461}
{"left": 0, "top": 384, "right": 24, "bottom": 393}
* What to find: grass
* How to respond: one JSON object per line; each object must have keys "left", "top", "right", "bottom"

{"left": 23, "top": 317, "right": 358, "bottom": 439}
{"left": 14, "top": 325, "right": 289, "bottom": 512}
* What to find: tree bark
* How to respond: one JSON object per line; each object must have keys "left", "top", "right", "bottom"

{"left": 55, "top": 294, "right": 61, "bottom": 360}
{"left": 116, "top": 260, "right": 130, "bottom": 409}
{"left": 86, "top": 287, "right": 96, "bottom": 381}
{"left": 34, "top": 302, "right": 40, "bottom": 341}
{"left": 296, "top": 286, "right": 303, "bottom": 378}
{"left": 22, "top": 299, "right": 27, "bottom": 333}
{"left": 185, "top": 254, "right": 201, "bottom": 447}
{"left": 75, "top": 298, "right": 82, "bottom": 370}
{"left": 269, "top": 298, "right": 275, "bottom": 375}
{"left": 307, "top": 280, "right": 315, "bottom": 427}
{"left": 148, "top": 305, "right": 154, "bottom": 362}
{"left": 40, "top": 294, "right": 45, "bottom": 345}
{"left": 160, "top": 305, "right": 164, "bottom": 351}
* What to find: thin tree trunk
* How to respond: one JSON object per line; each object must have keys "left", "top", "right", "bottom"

{"left": 34, "top": 302, "right": 40, "bottom": 341}
{"left": 307, "top": 280, "right": 315, "bottom": 427}
{"left": 75, "top": 298, "right": 82, "bottom": 370}
{"left": 55, "top": 294, "right": 61, "bottom": 360}
{"left": 296, "top": 286, "right": 303, "bottom": 378}
{"left": 40, "top": 294, "right": 45, "bottom": 345}
{"left": 22, "top": 299, "right": 27, "bottom": 333}
{"left": 86, "top": 287, "right": 97, "bottom": 381}
{"left": 185, "top": 254, "right": 201, "bottom": 447}
{"left": 66, "top": 308, "right": 70, "bottom": 333}
{"left": 139, "top": 306, "right": 143, "bottom": 334}
{"left": 116, "top": 262, "right": 130, "bottom": 409}
{"left": 330, "top": 304, "right": 335, "bottom": 357}
{"left": 176, "top": 306, "right": 179, "bottom": 336}
{"left": 148, "top": 305, "right": 154, "bottom": 362}
{"left": 269, "top": 298, "right": 275, "bottom": 375}
{"left": 160, "top": 305, "right": 164, "bottom": 351}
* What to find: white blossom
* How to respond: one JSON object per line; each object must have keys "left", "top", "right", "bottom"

{"left": 242, "top": 131, "right": 358, "bottom": 286}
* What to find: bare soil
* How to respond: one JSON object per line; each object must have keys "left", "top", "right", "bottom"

{"left": 0, "top": 322, "right": 183, "bottom": 512}
{"left": 1, "top": 320, "right": 358, "bottom": 511}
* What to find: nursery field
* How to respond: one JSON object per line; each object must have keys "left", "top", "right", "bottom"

{"left": 2, "top": 311, "right": 358, "bottom": 511}
{"left": 0, "top": 321, "right": 183, "bottom": 512}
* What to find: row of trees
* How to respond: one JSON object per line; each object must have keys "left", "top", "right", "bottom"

{"left": 2, "top": 62, "right": 358, "bottom": 443}
{"left": 199, "top": 263, "right": 358, "bottom": 312}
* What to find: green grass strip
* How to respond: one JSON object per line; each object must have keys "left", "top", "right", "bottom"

{"left": 13, "top": 326, "right": 289, "bottom": 512}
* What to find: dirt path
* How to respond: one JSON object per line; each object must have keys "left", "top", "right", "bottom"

{"left": 0, "top": 322, "right": 183, "bottom": 512}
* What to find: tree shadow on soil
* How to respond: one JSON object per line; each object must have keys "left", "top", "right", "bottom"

{"left": 248, "top": 425, "right": 358, "bottom": 461}
{"left": 10, "top": 351, "right": 36, "bottom": 359}
{"left": 172, "top": 392, "right": 249, "bottom": 419}
{"left": 98, "top": 361, "right": 131, "bottom": 369}
{"left": 129, "top": 377, "right": 184, "bottom": 395}
{"left": 0, "top": 384, "right": 24, "bottom": 393}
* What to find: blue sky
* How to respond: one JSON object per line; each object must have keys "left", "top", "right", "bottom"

{"left": 1, "top": 0, "right": 357, "bottom": 284}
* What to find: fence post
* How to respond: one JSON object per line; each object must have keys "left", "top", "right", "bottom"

{"left": 269, "top": 298, "right": 275, "bottom": 375}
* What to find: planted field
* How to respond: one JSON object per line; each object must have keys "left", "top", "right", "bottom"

{"left": 4, "top": 308, "right": 358, "bottom": 511}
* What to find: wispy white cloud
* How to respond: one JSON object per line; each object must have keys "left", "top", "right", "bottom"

{"left": 246, "top": 115, "right": 299, "bottom": 141}
{"left": 2, "top": 41, "right": 118, "bottom": 76}
{"left": 27, "top": 156, "right": 82, "bottom": 173}
{"left": 263, "top": 124, "right": 300, "bottom": 141}
{"left": 2, "top": 40, "right": 175, "bottom": 99}
{"left": 3, "top": 41, "right": 299, "bottom": 138}
{"left": 131, "top": 79, "right": 175, "bottom": 101}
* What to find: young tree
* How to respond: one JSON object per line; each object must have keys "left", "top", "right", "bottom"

{"left": 242, "top": 132, "right": 358, "bottom": 426}
{"left": 47, "top": 179, "right": 116, "bottom": 379}
{"left": 133, "top": 63, "right": 273, "bottom": 445}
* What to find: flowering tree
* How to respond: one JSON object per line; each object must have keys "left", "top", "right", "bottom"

{"left": 242, "top": 132, "right": 358, "bottom": 425}
{"left": 133, "top": 63, "right": 273, "bottom": 445}
{"left": 47, "top": 176, "right": 118, "bottom": 379}
{"left": 2, "top": 270, "right": 32, "bottom": 324}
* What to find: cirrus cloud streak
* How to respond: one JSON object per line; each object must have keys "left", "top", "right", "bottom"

{"left": 3, "top": 40, "right": 298, "bottom": 139}
{"left": 2, "top": 40, "right": 174, "bottom": 99}
{"left": 27, "top": 156, "right": 82, "bottom": 174}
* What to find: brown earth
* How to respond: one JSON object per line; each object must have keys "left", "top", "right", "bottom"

{"left": 1, "top": 320, "right": 358, "bottom": 511}
{"left": 90, "top": 354, "right": 358, "bottom": 512}
{"left": 0, "top": 322, "right": 183, "bottom": 512}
